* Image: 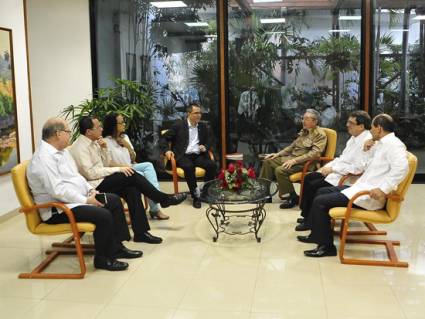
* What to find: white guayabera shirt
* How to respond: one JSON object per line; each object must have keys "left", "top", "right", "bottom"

{"left": 27, "top": 140, "right": 93, "bottom": 221}
{"left": 341, "top": 133, "right": 409, "bottom": 210}
{"left": 323, "top": 130, "right": 372, "bottom": 186}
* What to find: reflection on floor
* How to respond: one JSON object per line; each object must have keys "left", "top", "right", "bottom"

{"left": 1, "top": 182, "right": 425, "bottom": 319}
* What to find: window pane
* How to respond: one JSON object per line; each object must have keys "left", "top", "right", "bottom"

{"left": 227, "top": 1, "right": 362, "bottom": 170}
{"left": 373, "top": 1, "right": 425, "bottom": 174}
{"left": 94, "top": 0, "right": 219, "bottom": 167}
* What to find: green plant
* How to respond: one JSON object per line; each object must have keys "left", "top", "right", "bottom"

{"left": 61, "top": 78, "right": 155, "bottom": 150}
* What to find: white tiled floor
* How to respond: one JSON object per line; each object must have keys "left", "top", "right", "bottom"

{"left": 1, "top": 182, "right": 425, "bottom": 319}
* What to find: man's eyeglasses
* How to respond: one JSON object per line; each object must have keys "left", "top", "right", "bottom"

{"left": 346, "top": 120, "right": 358, "bottom": 126}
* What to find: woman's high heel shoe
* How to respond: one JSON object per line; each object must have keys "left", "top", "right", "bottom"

{"left": 149, "top": 210, "right": 170, "bottom": 220}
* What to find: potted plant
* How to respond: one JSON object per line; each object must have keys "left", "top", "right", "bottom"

{"left": 61, "top": 78, "right": 155, "bottom": 158}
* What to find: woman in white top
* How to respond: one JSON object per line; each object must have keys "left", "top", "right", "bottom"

{"left": 102, "top": 114, "right": 169, "bottom": 220}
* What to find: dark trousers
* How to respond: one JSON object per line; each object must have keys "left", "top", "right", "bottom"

{"left": 97, "top": 172, "right": 169, "bottom": 236}
{"left": 45, "top": 193, "right": 130, "bottom": 258}
{"left": 309, "top": 186, "right": 350, "bottom": 246}
{"left": 300, "top": 172, "right": 336, "bottom": 224}
{"left": 177, "top": 153, "right": 216, "bottom": 197}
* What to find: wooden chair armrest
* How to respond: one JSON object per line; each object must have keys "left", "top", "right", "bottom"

{"left": 342, "top": 190, "right": 404, "bottom": 220}
{"left": 169, "top": 153, "right": 178, "bottom": 175}
{"left": 300, "top": 156, "right": 334, "bottom": 182}
{"left": 208, "top": 150, "right": 214, "bottom": 161}
{"left": 338, "top": 173, "right": 362, "bottom": 186}
{"left": 21, "top": 202, "right": 80, "bottom": 229}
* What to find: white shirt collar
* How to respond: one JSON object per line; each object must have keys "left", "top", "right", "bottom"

{"left": 187, "top": 119, "right": 198, "bottom": 128}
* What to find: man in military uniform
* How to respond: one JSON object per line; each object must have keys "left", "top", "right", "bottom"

{"left": 259, "top": 109, "right": 327, "bottom": 209}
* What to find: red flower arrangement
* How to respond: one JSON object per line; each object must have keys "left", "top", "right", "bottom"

{"left": 217, "top": 161, "right": 256, "bottom": 192}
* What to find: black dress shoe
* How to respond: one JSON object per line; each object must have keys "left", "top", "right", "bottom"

{"left": 94, "top": 256, "right": 129, "bottom": 271}
{"left": 133, "top": 231, "right": 163, "bottom": 244}
{"left": 279, "top": 195, "right": 299, "bottom": 209}
{"left": 295, "top": 222, "right": 311, "bottom": 231}
{"left": 296, "top": 217, "right": 304, "bottom": 223}
{"left": 265, "top": 197, "right": 272, "bottom": 203}
{"left": 304, "top": 244, "right": 337, "bottom": 257}
{"left": 161, "top": 193, "right": 187, "bottom": 208}
{"left": 113, "top": 246, "right": 143, "bottom": 259}
{"left": 297, "top": 234, "right": 315, "bottom": 243}
{"left": 193, "top": 197, "right": 202, "bottom": 209}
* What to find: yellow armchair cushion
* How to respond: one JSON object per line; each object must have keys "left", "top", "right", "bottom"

{"left": 166, "top": 167, "right": 206, "bottom": 179}
{"left": 289, "top": 172, "right": 302, "bottom": 183}
{"left": 329, "top": 207, "right": 392, "bottom": 224}
{"left": 34, "top": 222, "right": 96, "bottom": 235}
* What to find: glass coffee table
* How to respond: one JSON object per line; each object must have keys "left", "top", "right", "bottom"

{"left": 200, "top": 178, "right": 277, "bottom": 242}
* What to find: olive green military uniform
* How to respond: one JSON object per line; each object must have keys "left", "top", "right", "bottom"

{"left": 259, "top": 127, "right": 327, "bottom": 196}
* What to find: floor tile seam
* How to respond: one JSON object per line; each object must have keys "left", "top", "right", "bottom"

{"left": 17, "top": 298, "right": 44, "bottom": 319}
{"left": 101, "top": 270, "right": 136, "bottom": 305}
{"left": 247, "top": 246, "right": 263, "bottom": 314}
{"left": 172, "top": 244, "right": 210, "bottom": 311}
{"left": 93, "top": 301, "right": 109, "bottom": 319}
{"left": 318, "top": 261, "right": 331, "bottom": 319}
{"left": 388, "top": 283, "right": 408, "bottom": 319}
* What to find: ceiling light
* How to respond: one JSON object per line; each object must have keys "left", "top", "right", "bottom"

{"left": 339, "top": 16, "right": 361, "bottom": 20}
{"left": 150, "top": 1, "right": 187, "bottom": 8}
{"left": 185, "top": 22, "right": 209, "bottom": 27}
{"left": 389, "top": 29, "right": 410, "bottom": 32}
{"left": 253, "top": 0, "right": 283, "bottom": 2}
{"left": 328, "top": 29, "right": 350, "bottom": 33}
{"left": 413, "top": 15, "right": 425, "bottom": 20}
{"left": 260, "top": 18, "right": 286, "bottom": 24}
{"left": 380, "top": 9, "right": 404, "bottom": 14}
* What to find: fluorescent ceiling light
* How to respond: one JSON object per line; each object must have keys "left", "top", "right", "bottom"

{"left": 380, "top": 9, "right": 404, "bottom": 14}
{"left": 265, "top": 31, "right": 291, "bottom": 34}
{"left": 260, "top": 18, "right": 286, "bottom": 24}
{"left": 185, "top": 22, "right": 209, "bottom": 27}
{"left": 253, "top": 0, "right": 283, "bottom": 2}
{"left": 339, "top": 15, "right": 361, "bottom": 20}
{"left": 328, "top": 29, "right": 350, "bottom": 33}
{"left": 150, "top": 1, "right": 187, "bottom": 8}
{"left": 413, "top": 15, "right": 425, "bottom": 20}
{"left": 205, "top": 34, "right": 217, "bottom": 38}
{"left": 389, "top": 29, "right": 410, "bottom": 32}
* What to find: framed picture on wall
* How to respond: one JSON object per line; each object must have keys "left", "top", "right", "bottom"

{"left": 0, "top": 27, "right": 19, "bottom": 175}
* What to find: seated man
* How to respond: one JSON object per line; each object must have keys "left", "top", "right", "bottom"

{"left": 299, "top": 114, "right": 409, "bottom": 257}
{"left": 27, "top": 118, "right": 142, "bottom": 271}
{"left": 259, "top": 109, "right": 327, "bottom": 209}
{"left": 70, "top": 116, "right": 187, "bottom": 244}
{"left": 296, "top": 110, "right": 372, "bottom": 231}
{"left": 160, "top": 102, "right": 216, "bottom": 209}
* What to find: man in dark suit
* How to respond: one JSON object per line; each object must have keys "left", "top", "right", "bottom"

{"left": 161, "top": 103, "right": 216, "bottom": 208}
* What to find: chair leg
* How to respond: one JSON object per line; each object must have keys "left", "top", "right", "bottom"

{"left": 333, "top": 220, "right": 387, "bottom": 236}
{"left": 18, "top": 232, "right": 89, "bottom": 279}
{"left": 338, "top": 220, "right": 408, "bottom": 268}
{"left": 172, "top": 173, "right": 179, "bottom": 194}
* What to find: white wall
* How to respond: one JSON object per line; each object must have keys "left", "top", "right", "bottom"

{"left": 26, "top": 0, "right": 92, "bottom": 143}
{"left": 0, "top": 0, "right": 33, "bottom": 215}
{"left": 0, "top": 0, "right": 92, "bottom": 217}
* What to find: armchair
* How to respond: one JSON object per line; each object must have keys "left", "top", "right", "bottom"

{"left": 290, "top": 127, "right": 338, "bottom": 204}
{"left": 161, "top": 129, "right": 215, "bottom": 194}
{"left": 11, "top": 160, "right": 95, "bottom": 279}
{"left": 329, "top": 151, "right": 417, "bottom": 267}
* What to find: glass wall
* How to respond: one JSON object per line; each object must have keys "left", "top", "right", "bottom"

{"left": 227, "top": 0, "right": 362, "bottom": 170}
{"left": 93, "top": 0, "right": 219, "bottom": 168}
{"left": 373, "top": 1, "right": 425, "bottom": 173}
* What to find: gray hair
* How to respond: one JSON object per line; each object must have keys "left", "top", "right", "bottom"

{"left": 42, "top": 118, "right": 66, "bottom": 141}
{"left": 305, "top": 108, "right": 320, "bottom": 123}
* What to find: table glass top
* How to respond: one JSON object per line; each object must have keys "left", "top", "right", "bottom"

{"left": 200, "top": 178, "right": 277, "bottom": 204}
